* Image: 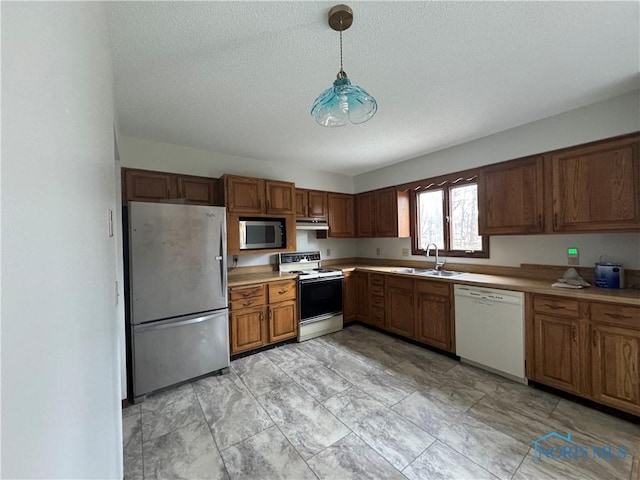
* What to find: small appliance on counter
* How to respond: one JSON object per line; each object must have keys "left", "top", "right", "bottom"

{"left": 594, "top": 261, "right": 625, "bottom": 289}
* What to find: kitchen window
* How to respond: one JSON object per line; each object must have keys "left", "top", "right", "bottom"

{"left": 409, "top": 170, "right": 489, "bottom": 258}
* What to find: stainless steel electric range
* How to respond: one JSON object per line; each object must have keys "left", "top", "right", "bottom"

{"left": 278, "top": 251, "right": 344, "bottom": 341}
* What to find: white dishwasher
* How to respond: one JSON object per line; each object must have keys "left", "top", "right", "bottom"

{"left": 454, "top": 285, "right": 526, "bottom": 383}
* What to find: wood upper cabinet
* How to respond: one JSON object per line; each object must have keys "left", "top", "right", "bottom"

{"left": 295, "top": 189, "right": 307, "bottom": 217}
{"left": 223, "top": 175, "right": 294, "bottom": 215}
{"left": 265, "top": 180, "right": 295, "bottom": 215}
{"left": 355, "top": 189, "right": 409, "bottom": 238}
{"left": 296, "top": 189, "right": 328, "bottom": 219}
{"left": 124, "top": 169, "right": 174, "bottom": 203}
{"left": 355, "top": 192, "right": 376, "bottom": 237}
{"left": 176, "top": 175, "right": 217, "bottom": 206}
{"left": 414, "top": 280, "right": 452, "bottom": 352}
{"left": 478, "top": 156, "right": 545, "bottom": 235}
{"left": 268, "top": 300, "right": 297, "bottom": 343}
{"left": 375, "top": 188, "right": 410, "bottom": 237}
{"left": 224, "top": 175, "right": 265, "bottom": 213}
{"left": 123, "top": 168, "right": 219, "bottom": 206}
{"left": 533, "top": 313, "right": 581, "bottom": 394}
{"left": 327, "top": 193, "right": 355, "bottom": 237}
{"left": 549, "top": 134, "right": 640, "bottom": 232}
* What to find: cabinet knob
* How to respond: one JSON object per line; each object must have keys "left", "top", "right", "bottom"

{"left": 269, "top": 309, "right": 273, "bottom": 320}
{"left": 572, "top": 325, "right": 577, "bottom": 343}
{"left": 278, "top": 289, "right": 288, "bottom": 295}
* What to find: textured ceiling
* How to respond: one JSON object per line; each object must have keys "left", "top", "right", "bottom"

{"left": 107, "top": 1, "right": 640, "bottom": 176}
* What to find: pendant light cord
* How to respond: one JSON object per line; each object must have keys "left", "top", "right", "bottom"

{"left": 338, "top": 19, "right": 346, "bottom": 79}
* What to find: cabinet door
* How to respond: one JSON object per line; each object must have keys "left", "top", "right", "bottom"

{"left": 268, "top": 300, "right": 298, "bottom": 343}
{"left": 385, "top": 287, "right": 415, "bottom": 338}
{"left": 265, "top": 180, "right": 295, "bottom": 214}
{"left": 355, "top": 273, "right": 369, "bottom": 321}
{"left": 342, "top": 273, "right": 357, "bottom": 323}
{"left": 478, "top": 156, "right": 544, "bottom": 235}
{"left": 225, "top": 176, "right": 264, "bottom": 214}
{"left": 592, "top": 324, "right": 640, "bottom": 415}
{"left": 415, "top": 292, "right": 451, "bottom": 351}
{"left": 375, "top": 188, "right": 400, "bottom": 237}
{"left": 355, "top": 192, "right": 376, "bottom": 237}
{"left": 295, "top": 189, "right": 307, "bottom": 218}
{"left": 176, "top": 176, "right": 217, "bottom": 205}
{"left": 533, "top": 314, "right": 580, "bottom": 394}
{"left": 328, "top": 193, "right": 355, "bottom": 237}
{"left": 550, "top": 135, "right": 640, "bottom": 232}
{"left": 230, "top": 307, "right": 266, "bottom": 354}
{"left": 124, "top": 169, "right": 174, "bottom": 203}
{"left": 307, "top": 190, "right": 328, "bottom": 219}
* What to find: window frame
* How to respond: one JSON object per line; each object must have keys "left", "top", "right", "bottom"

{"left": 408, "top": 169, "right": 489, "bottom": 259}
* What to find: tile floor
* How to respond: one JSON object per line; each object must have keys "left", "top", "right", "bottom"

{"left": 123, "top": 325, "right": 639, "bottom": 480}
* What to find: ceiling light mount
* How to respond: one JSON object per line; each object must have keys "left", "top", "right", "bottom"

{"left": 310, "top": 4, "right": 377, "bottom": 127}
{"left": 328, "top": 4, "right": 353, "bottom": 32}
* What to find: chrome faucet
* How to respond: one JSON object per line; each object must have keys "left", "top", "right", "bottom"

{"left": 424, "top": 243, "right": 446, "bottom": 271}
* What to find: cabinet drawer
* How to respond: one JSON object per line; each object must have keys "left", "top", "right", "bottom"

{"left": 230, "top": 296, "right": 266, "bottom": 311}
{"left": 369, "top": 306, "right": 385, "bottom": 327}
{"left": 370, "top": 295, "right": 385, "bottom": 309}
{"left": 230, "top": 284, "right": 266, "bottom": 302}
{"left": 386, "top": 276, "right": 414, "bottom": 290}
{"left": 370, "top": 274, "right": 385, "bottom": 286}
{"left": 533, "top": 296, "right": 579, "bottom": 318}
{"left": 591, "top": 303, "right": 640, "bottom": 328}
{"left": 370, "top": 284, "right": 384, "bottom": 297}
{"left": 268, "top": 280, "right": 297, "bottom": 303}
{"left": 415, "top": 280, "right": 449, "bottom": 297}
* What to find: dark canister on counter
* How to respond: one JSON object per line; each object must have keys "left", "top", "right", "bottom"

{"left": 594, "top": 262, "right": 625, "bottom": 289}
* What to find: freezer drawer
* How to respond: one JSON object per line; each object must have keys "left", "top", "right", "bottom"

{"left": 133, "top": 310, "right": 229, "bottom": 399}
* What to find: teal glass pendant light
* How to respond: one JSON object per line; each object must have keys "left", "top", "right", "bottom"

{"left": 311, "top": 4, "right": 377, "bottom": 127}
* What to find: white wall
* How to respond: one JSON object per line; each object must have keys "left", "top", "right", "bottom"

{"left": 234, "top": 231, "right": 357, "bottom": 268}
{"left": 357, "top": 232, "right": 640, "bottom": 270}
{"left": 354, "top": 91, "right": 640, "bottom": 270}
{"left": 119, "top": 136, "right": 355, "bottom": 193}
{"left": 2, "top": 3, "right": 122, "bottom": 479}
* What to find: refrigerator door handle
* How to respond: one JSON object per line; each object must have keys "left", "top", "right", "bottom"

{"left": 134, "top": 314, "right": 213, "bottom": 332}
{"left": 220, "top": 218, "right": 227, "bottom": 297}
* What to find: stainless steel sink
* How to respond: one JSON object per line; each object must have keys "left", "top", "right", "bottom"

{"left": 392, "top": 268, "right": 431, "bottom": 274}
{"left": 392, "top": 268, "right": 464, "bottom": 277}
{"left": 418, "top": 270, "right": 464, "bottom": 277}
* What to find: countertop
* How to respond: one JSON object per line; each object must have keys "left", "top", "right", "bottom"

{"left": 227, "top": 264, "right": 640, "bottom": 306}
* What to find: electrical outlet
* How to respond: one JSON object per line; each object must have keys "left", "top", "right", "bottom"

{"left": 326, "top": 248, "right": 331, "bottom": 257}
{"left": 401, "top": 248, "right": 409, "bottom": 257}
{"left": 376, "top": 247, "right": 381, "bottom": 256}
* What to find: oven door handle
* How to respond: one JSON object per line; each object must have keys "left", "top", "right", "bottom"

{"left": 299, "top": 276, "right": 344, "bottom": 284}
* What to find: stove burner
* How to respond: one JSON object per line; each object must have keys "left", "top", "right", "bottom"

{"left": 314, "top": 268, "right": 337, "bottom": 273}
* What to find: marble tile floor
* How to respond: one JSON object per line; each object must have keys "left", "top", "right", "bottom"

{"left": 123, "top": 324, "right": 639, "bottom": 480}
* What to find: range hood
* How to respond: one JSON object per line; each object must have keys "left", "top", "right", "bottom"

{"left": 296, "top": 219, "right": 329, "bottom": 231}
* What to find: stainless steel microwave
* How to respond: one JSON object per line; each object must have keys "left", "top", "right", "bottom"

{"left": 239, "top": 219, "right": 285, "bottom": 250}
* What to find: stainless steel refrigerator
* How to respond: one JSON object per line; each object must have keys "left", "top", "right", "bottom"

{"left": 128, "top": 201, "right": 229, "bottom": 401}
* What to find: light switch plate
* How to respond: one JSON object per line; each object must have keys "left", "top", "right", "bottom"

{"left": 567, "top": 247, "right": 579, "bottom": 265}
{"left": 376, "top": 247, "right": 381, "bottom": 256}
{"left": 401, "top": 248, "right": 409, "bottom": 257}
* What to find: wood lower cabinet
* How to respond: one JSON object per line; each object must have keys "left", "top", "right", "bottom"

{"left": 327, "top": 193, "right": 355, "bottom": 237}
{"left": 478, "top": 155, "right": 544, "bottom": 235}
{"left": 385, "top": 277, "right": 415, "bottom": 337}
{"left": 415, "top": 287, "right": 451, "bottom": 352}
{"left": 367, "top": 274, "right": 385, "bottom": 328}
{"left": 533, "top": 314, "right": 581, "bottom": 394}
{"left": 268, "top": 300, "right": 297, "bottom": 343}
{"left": 355, "top": 272, "right": 369, "bottom": 322}
{"left": 229, "top": 279, "right": 297, "bottom": 355}
{"left": 549, "top": 134, "right": 640, "bottom": 232}
{"left": 342, "top": 272, "right": 358, "bottom": 323}
{"left": 230, "top": 306, "right": 267, "bottom": 354}
{"left": 529, "top": 295, "right": 640, "bottom": 415}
